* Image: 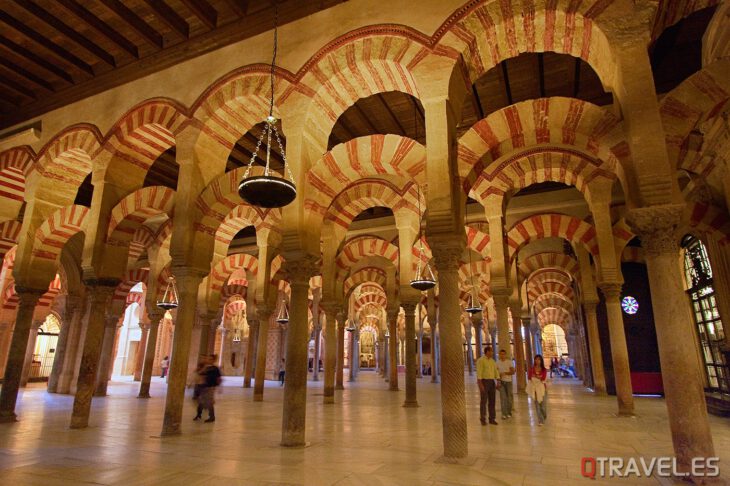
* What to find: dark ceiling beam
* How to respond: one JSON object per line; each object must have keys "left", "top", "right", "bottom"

{"left": 0, "top": 11, "right": 94, "bottom": 75}
{"left": 0, "top": 57, "right": 55, "bottom": 92}
{"left": 573, "top": 58, "right": 581, "bottom": 97}
{"left": 99, "top": 0, "right": 164, "bottom": 49}
{"left": 537, "top": 53, "right": 546, "bottom": 98}
{"left": 0, "top": 37, "right": 74, "bottom": 83}
{"left": 144, "top": 0, "right": 190, "bottom": 39}
{"left": 0, "top": 74, "right": 37, "bottom": 100}
{"left": 225, "top": 0, "right": 250, "bottom": 17}
{"left": 501, "top": 60, "right": 513, "bottom": 105}
{"left": 15, "top": 1, "right": 116, "bottom": 67}
{"left": 0, "top": 95, "right": 20, "bottom": 109}
{"left": 181, "top": 0, "right": 218, "bottom": 30}
{"left": 354, "top": 104, "right": 380, "bottom": 134}
{"left": 376, "top": 93, "right": 408, "bottom": 136}
{"left": 57, "top": 0, "right": 139, "bottom": 59}
{"left": 471, "top": 85, "right": 484, "bottom": 120}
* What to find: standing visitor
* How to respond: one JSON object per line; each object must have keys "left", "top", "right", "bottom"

{"left": 160, "top": 356, "right": 169, "bottom": 378}
{"left": 279, "top": 359, "right": 286, "bottom": 386}
{"left": 497, "top": 349, "right": 515, "bottom": 419}
{"left": 476, "top": 347, "right": 500, "bottom": 425}
{"left": 527, "top": 354, "right": 548, "bottom": 426}
{"left": 193, "top": 355, "right": 221, "bottom": 423}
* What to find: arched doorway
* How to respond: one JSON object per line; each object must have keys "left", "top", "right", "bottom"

{"left": 32, "top": 313, "right": 60, "bottom": 379}
{"left": 541, "top": 324, "right": 568, "bottom": 361}
{"left": 359, "top": 324, "right": 377, "bottom": 368}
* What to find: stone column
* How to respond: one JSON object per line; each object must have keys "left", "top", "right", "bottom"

{"left": 58, "top": 293, "right": 88, "bottom": 394}
{"left": 0, "top": 323, "right": 12, "bottom": 376}
{"left": 70, "top": 281, "right": 118, "bottom": 429}
{"left": 348, "top": 326, "right": 356, "bottom": 382}
{"left": 583, "top": 302, "right": 607, "bottom": 394}
{"left": 335, "top": 310, "right": 345, "bottom": 390}
{"left": 0, "top": 288, "right": 43, "bottom": 422}
{"left": 464, "top": 321, "right": 474, "bottom": 376}
{"left": 197, "top": 315, "right": 211, "bottom": 359}
{"left": 522, "top": 317, "right": 533, "bottom": 367}
{"left": 383, "top": 329, "right": 390, "bottom": 381}
{"left": 430, "top": 324, "right": 439, "bottom": 383}
{"left": 253, "top": 307, "right": 272, "bottom": 402}
{"left": 628, "top": 205, "right": 715, "bottom": 473}
{"left": 93, "top": 315, "right": 119, "bottom": 397}
{"left": 431, "top": 244, "right": 468, "bottom": 459}
{"left": 387, "top": 307, "right": 399, "bottom": 390}
{"left": 532, "top": 325, "right": 542, "bottom": 356}
{"left": 138, "top": 311, "right": 162, "bottom": 398}
{"left": 312, "top": 324, "right": 322, "bottom": 381}
{"left": 402, "top": 303, "right": 418, "bottom": 407}
{"left": 472, "top": 315, "right": 483, "bottom": 358}
{"left": 417, "top": 313, "right": 424, "bottom": 378}
{"left": 48, "top": 294, "right": 81, "bottom": 393}
{"left": 133, "top": 322, "right": 149, "bottom": 381}
{"left": 20, "top": 320, "right": 42, "bottom": 387}
{"left": 160, "top": 269, "right": 204, "bottom": 436}
{"left": 510, "top": 307, "right": 526, "bottom": 391}
{"left": 280, "top": 258, "right": 316, "bottom": 447}
{"left": 321, "top": 305, "right": 338, "bottom": 404}
{"left": 492, "top": 291, "right": 511, "bottom": 357}
{"left": 598, "top": 283, "right": 634, "bottom": 416}
{"left": 243, "top": 319, "right": 258, "bottom": 388}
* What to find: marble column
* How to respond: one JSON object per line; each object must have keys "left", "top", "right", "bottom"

{"left": 133, "top": 322, "right": 149, "bottom": 381}
{"left": 335, "top": 310, "right": 345, "bottom": 390}
{"left": 490, "top": 326, "right": 498, "bottom": 358}
{"left": 628, "top": 205, "right": 715, "bottom": 473}
{"left": 431, "top": 245, "right": 468, "bottom": 459}
{"left": 138, "top": 311, "right": 162, "bottom": 398}
{"left": 20, "top": 320, "right": 42, "bottom": 387}
{"left": 522, "top": 317, "right": 533, "bottom": 367}
{"left": 58, "top": 294, "right": 88, "bottom": 394}
{"left": 48, "top": 294, "right": 81, "bottom": 393}
{"left": 280, "top": 258, "right": 316, "bottom": 447}
{"left": 430, "top": 324, "right": 439, "bottom": 383}
{"left": 464, "top": 322, "right": 474, "bottom": 376}
{"left": 312, "top": 324, "right": 322, "bottom": 381}
{"left": 387, "top": 307, "right": 399, "bottom": 390}
{"left": 197, "top": 315, "right": 211, "bottom": 359}
{"left": 598, "top": 283, "right": 634, "bottom": 415}
{"left": 383, "top": 330, "right": 390, "bottom": 381}
{"left": 0, "top": 323, "right": 12, "bottom": 377}
{"left": 348, "top": 326, "right": 356, "bottom": 382}
{"left": 321, "top": 306, "right": 337, "bottom": 404}
{"left": 472, "top": 315, "right": 483, "bottom": 358}
{"left": 583, "top": 302, "right": 607, "bottom": 394}
{"left": 492, "top": 292, "right": 511, "bottom": 358}
{"left": 243, "top": 319, "right": 258, "bottom": 388}
{"left": 70, "top": 281, "right": 118, "bottom": 429}
{"left": 160, "top": 269, "right": 205, "bottom": 436}
{"left": 253, "top": 307, "right": 272, "bottom": 402}
{"left": 511, "top": 309, "right": 526, "bottom": 391}
{"left": 417, "top": 313, "right": 424, "bottom": 378}
{"left": 532, "top": 325, "right": 542, "bottom": 356}
{"left": 0, "top": 288, "right": 44, "bottom": 422}
{"left": 94, "top": 315, "right": 119, "bottom": 397}
{"left": 402, "top": 303, "right": 418, "bottom": 407}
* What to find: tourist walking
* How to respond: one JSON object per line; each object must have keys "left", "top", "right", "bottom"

{"left": 194, "top": 355, "right": 222, "bottom": 423}
{"left": 476, "top": 346, "right": 500, "bottom": 425}
{"left": 527, "top": 354, "right": 548, "bottom": 426}
{"left": 160, "top": 356, "right": 169, "bottom": 378}
{"left": 497, "top": 349, "right": 515, "bottom": 419}
{"left": 279, "top": 359, "right": 286, "bottom": 386}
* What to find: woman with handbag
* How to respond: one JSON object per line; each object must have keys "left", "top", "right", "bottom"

{"left": 526, "top": 354, "right": 548, "bottom": 426}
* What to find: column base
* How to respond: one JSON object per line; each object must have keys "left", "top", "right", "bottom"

{"left": 160, "top": 428, "right": 181, "bottom": 437}
{"left": 137, "top": 393, "right": 150, "bottom": 399}
{"left": 280, "top": 440, "right": 310, "bottom": 448}
{"left": 616, "top": 411, "right": 636, "bottom": 418}
{"left": 69, "top": 416, "right": 88, "bottom": 429}
{"left": 93, "top": 391, "right": 107, "bottom": 398}
{"left": 335, "top": 384, "right": 344, "bottom": 390}
{"left": 435, "top": 455, "right": 475, "bottom": 465}
{"left": 402, "top": 400, "right": 419, "bottom": 408}
{"left": 323, "top": 396, "right": 334, "bottom": 404}
{"left": 0, "top": 412, "right": 18, "bottom": 423}
{"left": 242, "top": 383, "right": 251, "bottom": 388}
{"left": 388, "top": 386, "right": 399, "bottom": 391}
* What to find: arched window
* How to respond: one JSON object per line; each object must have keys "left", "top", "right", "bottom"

{"left": 681, "top": 235, "right": 729, "bottom": 395}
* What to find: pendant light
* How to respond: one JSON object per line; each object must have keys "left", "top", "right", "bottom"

{"left": 465, "top": 249, "right": 482, "bottom": 315}
{"left": 238, "top": 2, "right": 296, "bottom": 208}
{"left": 410, "top": 183, "right": 436, "bottom": 291}
{"left": 276, "top": 301, "right": 289, "bottom": 324}
{"left": 156, "top": 276, "right": 179, "bottom": 310}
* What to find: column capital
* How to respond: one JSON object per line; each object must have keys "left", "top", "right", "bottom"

{"left": 492, "top": 289, "right": 510, "bottom": 306}
{"left": 104, "top": 315, "right": 119, "bottom": 328}
{"left": 169, "top": 266, "right": 207, "bottom": 280}
{"left": 319, "top": 300, "right": 339, "bottom": 316}
{"left": 14, "top": 287, "right": 45, "bottom": 308}
{"left": 283, "top": 256, "right": 319, "bottom": 286}
{"left": 401, "top": 302, "right": 417, "bottom": 316}
{"left": 626, "top": 204, "right": 684, "bottom": 257}
{"left": 430, "top": 243, "right": 463, "bottom": 270}
{"left": 598, "top": 282, "right": 623, "bottom": 300}
{"left": 85, "top": 282, "right": 119, "bottom": 306}
{"left": 255, "top": 306, "right": 273, "bottom": 321}
{"left": 147, "top": 310, "right": 164, "bottom": 325}
{"left": 470, "top": 314, "right": 483, "bottom": 326}
{"left": 386, "top": 305, "right": 400, "bottom": 322}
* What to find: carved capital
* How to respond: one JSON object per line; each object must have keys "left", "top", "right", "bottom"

{"left": 626, "top": 204, "right": 684, "bottom": 257}
{"left": 598, "top": 282, "right": 623, "bottom": 301}
{"left": 104, "top": 314, "right": 119, "bottom": 328}
{"left": 429, "top": 238, "right": 464, "bottom": 271}
{"left": 14, "top": 287, "right": 45, "bottom": 309}
{"left": 492, "top": 289, "right": 510, "bottom": 307}
{"left": 283, "top": 256, "right": 319, "bottom": 286}
{"left": 386, "top": 305, "right": 400, "bottom": 322}
{"left": 401, "top": 302, "right": 417, "bottom": 317}
{"left": 87, "top": 283, "right": 118, "bottom": 306}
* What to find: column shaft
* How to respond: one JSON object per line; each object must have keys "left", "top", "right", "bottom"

{"left": 335, "top": 315, "right": 345, "bottom": 390}
{"left": 253, "top": 310, "right": 272, "bottom": 401}
{"left": 583, "top": 303, "right": 607, "bottom": 393}
{"left": 94, "top": 317, "right": 118, "bottom": 397}
{"left": 70, "top": 283, "right": 117, "bottom": 428}
{"left": 600, "top": 284, "right": 634, "bottom": 415}
{"left": 312, "top": 326, "right": 321, "bottom": 381}
{"left": 473, "top": 318, "right": 483, "bottom": 358}
{"left": 48, "top": 295, "right": 80, "bottom": 393}
{"left": 493, "top": 293, "right": 511, "bottom": 357}
{"left": 522, "top": 319, "right": 533, "bottom": 368}
{"left": 243, "top": 321, "right": 258, "bottom": 388}
{"left": 388, "top": 309, "right": 399, "bottom": 390}
{"left": 403, "top": 304, "right": 418, "bottom": 407}
{"left": 322, "top": 309, "right": 337, "bottom": 403}
{"left": 464, "top": 324, "right": 474, "bottom": 376}
{"left": 20, "top": 322, "right": 41, "bottom": 387}
{"left": 138, "top": 318, "right": 161, "bottom": 398}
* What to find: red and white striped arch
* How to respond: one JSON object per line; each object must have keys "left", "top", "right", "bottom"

{"left": 224, "top": 297, "right": 246, "bottom": 321}
{"left": 651, "top": 0, "right": 720, "bottom": 41}
{"left": 214, "top": 203, "right": 281, "bottom": 257}
{"left": 466, "top": 226, "right": 491, "bottom": 258}
{"left": 209, "top": 253, "right": 258, "bottom": 296}
{"left": 507, "top": 213, "right": 598, "bottom": 261}
{"left": 324, "top": 179, "right": 422, "bottom": 230}
{"left": 32, "top": 205, "right": 89, "bottom": 262}
{"left": 103, "top": 99, "right": 188, "bottom": 187}
{"left": 3, "top": 273, "right": 62, "bottom": 311}
{"left": 533, "top": 292, "right": 574, "bottom": 315}
{"left": 344, "top": 266, "right": 387, "bottom": 297}
{"left": 221, "top": 279, "right": 248, "bottom": 303}
{"left": 306, "top": 135, "right": 427, "bottom": 220}
{"left": 107, "top": 186, "right": 175, "bottom": 246}
{"left": 436, "top": 0, "right": 615, "bottom": 87}
{"left": 336, "top": 235, "right": 399, "bottom": 275}
{"left": 0, "top": 146, "right": 34, "bottom": 205}
{"left": 684, "top": 201, "right": 730, "bottom": 244}
{"left": 354, "top": 291, "right": 388, "bottom": 313}
{"left": 530, "top": 268, "right": 573, "bottom": 288}
{"left": 113, "top": 268, "right": 150, "bottom": 304}
{"left": 518, "top": 252, "right": 579, "bottom": 281}
{"left": 458, "top": 98, "right": 626, "bottom": 192}
{"left": 128, "top": 226, "right": 156, "bottom": 264}
{"left": 528, "top": 279, "right": 574, "bottom": 303}
{"left": 0, "top": 221, "right": 21, "bottom": 263}
{"left": 537, "top": 306, "right": 572, "bottom": 329}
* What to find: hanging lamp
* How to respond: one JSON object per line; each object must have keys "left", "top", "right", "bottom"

{"left": 156, "top": 276, "right": 179, "bottom": 310}
{"left": 276, "top": 301, "right": 289, "bottom": 324}
{"left": 410, "top": 183, "right": 436, "bottom": 291}
{"left": 465, "top": 249, "right": 482, "bottom": 315}
{"left": 238, "top": 3, "right": 296, "bottom": 208}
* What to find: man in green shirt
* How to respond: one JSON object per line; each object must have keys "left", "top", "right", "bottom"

{"left": 476, "top": 346, "right": 500, "bottom": 425}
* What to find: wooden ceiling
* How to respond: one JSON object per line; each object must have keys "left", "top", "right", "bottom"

{"left": 0, "top": 0, "right": 347, "bottom": 129}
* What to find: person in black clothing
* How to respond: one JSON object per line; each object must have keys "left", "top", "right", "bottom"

{"left": 194, "top": 355, "right": 221, "bottom": 423}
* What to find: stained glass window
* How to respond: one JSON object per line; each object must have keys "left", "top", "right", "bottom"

{"left": 621, "top": 296, "right": 639, "bottom": 315}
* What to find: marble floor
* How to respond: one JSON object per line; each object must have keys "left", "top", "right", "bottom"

{"left": 0, "top": 372, "right": 729, "bottom": 485}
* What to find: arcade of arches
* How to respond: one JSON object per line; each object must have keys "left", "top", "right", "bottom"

{"left": 1, "top": 0, "right": 730, "bottom": 482}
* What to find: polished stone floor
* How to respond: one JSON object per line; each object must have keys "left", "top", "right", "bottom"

{"left": 0, "top": 371, "right": 728, "bottom": 485}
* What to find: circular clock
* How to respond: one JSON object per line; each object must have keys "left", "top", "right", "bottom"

{"left": 621, "top": 296, "right": 639, "bottom": 315}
